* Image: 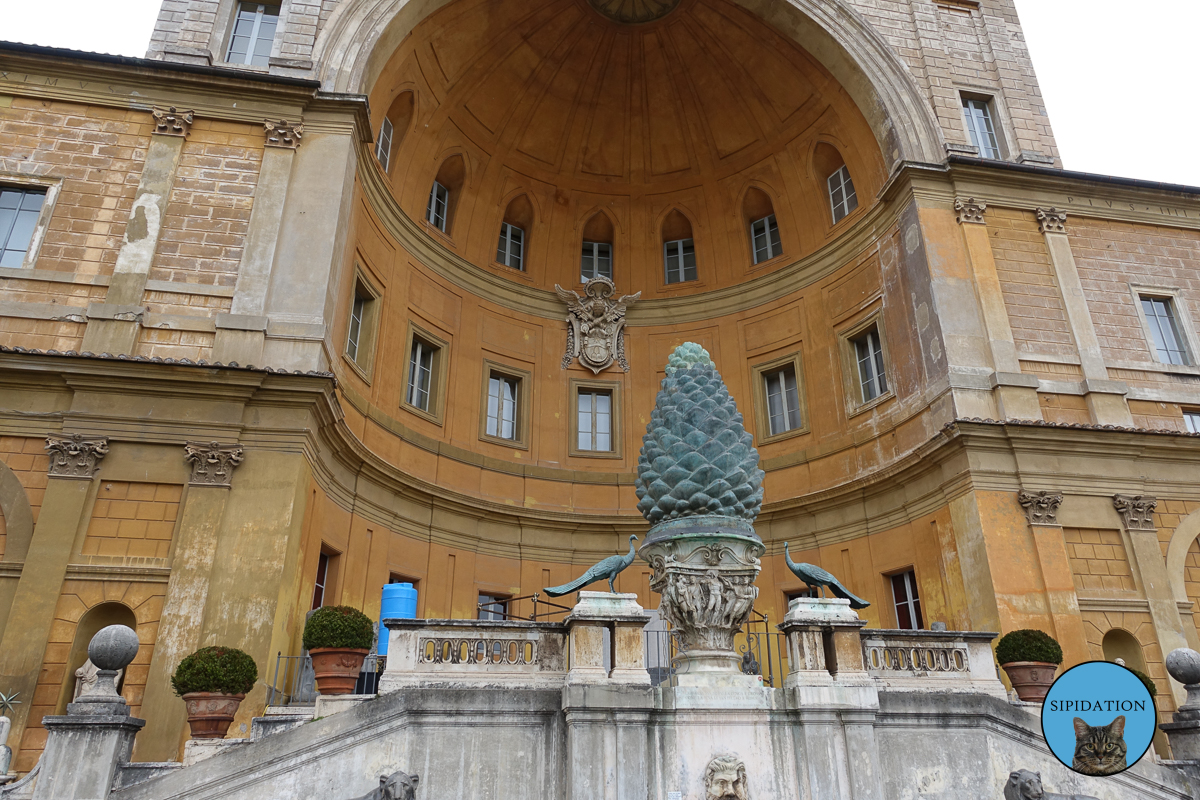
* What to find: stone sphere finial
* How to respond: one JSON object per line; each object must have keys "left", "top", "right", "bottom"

{"left": 1167, "top": 648, "right": 1200, "bottom": 687}
{"left": 88, "top": 625, "right": 139, "bottom": 671}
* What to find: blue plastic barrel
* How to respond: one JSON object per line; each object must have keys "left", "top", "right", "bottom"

{"left": 378, "top": 582, "right": 417, "bottom": 655}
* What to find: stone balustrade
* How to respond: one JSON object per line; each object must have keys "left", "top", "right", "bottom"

{"left": 379, "top": 619, "right": 568, "bottom": 692}
{"left": 859, "top": 629, "right": 1005, "bottom": 697}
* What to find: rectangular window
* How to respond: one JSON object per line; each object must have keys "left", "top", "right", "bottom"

{"left": 764, "top": 366, "right": 801, "bottom": 436}
{"left": 581, "top": 241, "right": 612, "bottom": 282}
{"left": 346, "top": 294, "right": 366, "bottom": 363}
{"left": 0, "top": 187, "right": 47, "bottom": 268}
{"left": 827, "top": 166, "right": 859, "bottom": 225}
{"left": 496, "top": 222, "right": 524, "bottom": 270}
{"left": 225, "top": 2, "right": 280, "bottom": 67}
{"left": 376, "top": 117, "right": 394, "bottom": 173}
{"left": 663, "top": 238, "right": 697, "bottom": 284}
{"left": 485, "top": 373, "right": 519, "bottom": 441}
{"left": 854, "top": 328, "right": 888, "bottom": 403}
{"left": 962, "top": 97, "right": 1001, "bottom": 160}
{"left": 312, "top": 552, "right": 331, "bottom": 610}
{"left": 1141, "top": 296, "right": 1189, "bottom": 365}
{"left": 750, "top": 214, "right": 782, "bottom": 264}
{"left": 407, "top": 338, "right": 435, "bottom": 412}
{"left": 890, "top": 570, "right": 923, "bottom": 630}
{"left": 1185, "top": 410, "right": 1200, "bottom": 433}
{"left": 427, "top": 181, "right": 449, "bottom": 232}
{"left": 577, "top": 389, "right": 613, "bottom": 452}
{"left": 478, "top": 593, "right": 510, "bottom": 621}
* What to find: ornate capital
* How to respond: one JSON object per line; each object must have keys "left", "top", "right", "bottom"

{"left": 954, "top": 197, "right": 987, "bottom": 225}
{"left": 264, "top": 119, "right": 303, "bottom": 149}
{"left": 555, "top": 277, "right": 640, "bottom": 374}
{"left": 184, "top": 441, "right": 245, "bottom": 487}
{"left": 1036, "top": 207, "right": 1068, "bottom": 234}
{"left": 45, "top": 434, "right": 109, "bottom": 479}
{"left": 1113, "top": 494, "right": 1158, "bottom": 531}
{"left": 1017, "top": 489, "right": 1063, "bottom": 526}
{"left": 151, "top": 106, "right": 194, "bottom": 137}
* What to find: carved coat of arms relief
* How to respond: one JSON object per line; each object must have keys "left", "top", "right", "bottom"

{"left": 554, "top": 277, "right": 640, "bottom": 374}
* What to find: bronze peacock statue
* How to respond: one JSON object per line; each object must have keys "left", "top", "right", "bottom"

{"left": 783, "top": 542, "right": 870, "bottom": 609}
{"left": 544, "top": 535, "right": 638, "bottom": 596}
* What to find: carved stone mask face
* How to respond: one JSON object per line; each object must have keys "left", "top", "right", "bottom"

{"left": 705, "top": 767, "right": 744, "bottom": 800}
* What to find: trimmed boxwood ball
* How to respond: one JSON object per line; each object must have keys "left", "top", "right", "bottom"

{"left": 171, "top": 646, "right": 257, "bottom": 696}
{"left": 1128, "top": 666, "right": 1158, "bottom": 697}
{"left": 303, "top": 605, "right": 375, "bottom": 651}
{"left": 995, "top": 629, "right": 1064, "bottom": 666}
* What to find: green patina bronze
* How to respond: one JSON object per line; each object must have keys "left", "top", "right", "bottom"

{"left": 635, "top": 343, "right": 764, "bottom": 526}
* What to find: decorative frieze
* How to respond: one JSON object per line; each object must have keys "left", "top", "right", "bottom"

{"left": 184, "top": 441, "right": 245, "bottom": 487}
{"left": 1017, "top": 489, "right": 1063, "bottom": 526}
{"left": 151, "top": 106, "right": 194, "bottom": 137}
{"left": 45, "top": 434, "right": 109, "bottom": 479}
{"left": 1113, "top": 494, "right": 1158, "bottom": 531}
{"left": 1036, "top": 207, "right": 1068, "bottom": 234}
{"left": 264, "top": 119, "right": 303, "bottom": 149}
{"left": 954, "top": 197, "right": 987, "bottom": 225}
{"left": 555, "top": 277, "right": 640, "bottom": 373}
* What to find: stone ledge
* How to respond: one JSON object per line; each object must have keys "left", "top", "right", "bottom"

{"left": 182, "top": 737, "right": 250, "bottom": 767}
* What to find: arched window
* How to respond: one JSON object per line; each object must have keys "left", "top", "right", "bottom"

{"left": 661, "top": 209, "right": 696, "bottom": 285}
{"left": 497, "top": 194, "right": 533, "bottom": 271}
{"left": 743, "top": 187, "right": 782, "bottom": 264}
{"left": 375, "top": 91, "right": 414, "bottom": 174}
{"left": 580, "top": 212, "right": 614, "bottom": 282}
{"left": 814, "top": 143, "right": 859, "bottom": 225}
{"left": 427, "top": 155, "right": 465, "bottom": 234}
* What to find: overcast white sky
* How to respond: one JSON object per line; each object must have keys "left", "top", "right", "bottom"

{"left": 4, "top": 0, "right": 1198, "bottom": 187}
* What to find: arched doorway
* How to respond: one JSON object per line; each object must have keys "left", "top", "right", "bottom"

{"left": 53, "top": 601, "right": 138, "bottom": 715}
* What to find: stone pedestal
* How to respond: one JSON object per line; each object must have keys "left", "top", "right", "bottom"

{"left": 779, "top": 597, "right": 868, "bottom": 686}
{"left": 565, "top": 592, "right": 650, "bottom": 686}
{"left": 1161, "top": 647, "right": 1200, "bottom": 760}
{"left": 639, "top": 518, "right": 763, "bottom": 683}
{"left": 35, "top": 703, "right": 144, "bottom": 800}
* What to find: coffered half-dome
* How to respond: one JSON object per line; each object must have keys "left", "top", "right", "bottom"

{"left": 366, "top": 0, "right": 888, "bottom": 294}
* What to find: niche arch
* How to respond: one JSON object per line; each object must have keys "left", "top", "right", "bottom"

{"left": 54, "top": 602, "right": 138, "bottom": 715}
{"left": 0, "top": 458, "right": 34, "bottom": 562}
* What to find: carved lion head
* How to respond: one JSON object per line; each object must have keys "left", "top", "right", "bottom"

{"left": 379, "top": 769, "right": 419, "bottom": 800}
{"left": 1004, "top": 770, "right": 1043, "bottom": 800}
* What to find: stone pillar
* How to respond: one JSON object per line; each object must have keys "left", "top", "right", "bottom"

{"left": 0, "top": 435, "right": 107, "bottom": 766}
{"left": 954, "top": 198, "right": 1042, "bottom": 421}
{"left": 564, "top": 592, "right": 649, "bottom": 686}
{"left": 82, "top": 109, "right": 190, "bottom": 357}
{"left": 213, "top": 129, "right": 299, "bottom": 367}
{"left": 133, "top": 442, "right": 243, "bottom": 762}
{"left": 562, "top": 685, "right": 652, "bottom": 800}
{"left": 778, "top": 597, "right": 869, "bottom": 689}
{"left": 1035, "top": 208, "right": 1133, "bottom": 426}
{"left": 33, "top": 626, "right": 144, "bottom": 800}
{"left": 1015, "top": 489, "right": 1090, "bottom": 667}
{"left": 1115, "top": 495, "right": 1192, "bottom": 708}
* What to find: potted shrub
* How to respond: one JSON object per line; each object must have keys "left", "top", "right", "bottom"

{"left": 995, "top": 629, "right": 1063, "bottom": 702}
{"left": 171, "top": 646, "right": 257, "bottom": 739}
{"left": 304, "top": 605, "right": 375, "bottom": 695}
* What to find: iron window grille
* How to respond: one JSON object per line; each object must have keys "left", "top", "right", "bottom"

{"left": 962, "top": 97, "right": 1001, "bottom": 160}
{"left": 226, "top": 3, "right": 280, "bottom": 67}
{"left": 0, "top": 187, "right": 47, "bottom": 268}
{"left": 663, "top": 238, "right": 697, "bottom": 284}
{"left": 496, "top": 222, "right": 524, "bottom": 270}
{"left": 581, "top": 241, "right": 612, "bottom": 282}
{"left": 750, "top": 214, "right": 782, "bottom": 263}
{"left": 827, "top": 166, "right": 859, "bottom": 225}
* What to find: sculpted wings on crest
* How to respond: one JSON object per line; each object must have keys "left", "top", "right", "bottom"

{"left": 555, "top": 277, "right": 640, "bottom": 374}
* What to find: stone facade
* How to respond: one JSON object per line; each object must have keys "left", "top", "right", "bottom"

{"left": 0, "top": 0, "right": 1198, "bottom": 779}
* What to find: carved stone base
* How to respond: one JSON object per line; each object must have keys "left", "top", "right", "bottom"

{"left": 639, "top": 518, "right": 763, "bottom": 680}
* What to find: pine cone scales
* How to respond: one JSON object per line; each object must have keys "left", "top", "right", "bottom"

{"left": 636, "top": 343, "right": 765, "bottom": 524}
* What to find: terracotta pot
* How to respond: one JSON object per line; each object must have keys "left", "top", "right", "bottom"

{"left": 1002, "top": 661, "right": 1059, "bottom": 702}
{"left": 309, "top": 647, "right": 369, "bottom": 695}
{"left": 182, "top": 692, "right": 244, "bottom": 739}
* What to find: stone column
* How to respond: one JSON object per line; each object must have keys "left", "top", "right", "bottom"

{"left": 1016, "top": 489, "right": 1090, "bottom": 667}
{"left": 213, "top": 125, "right": 300, "bottom": 367}
{"left": 1035, "top": 208, "right": 1133, "bottom": 426}
{"left": 954, "top": 198, "right": 1041, "bottom": 421}
{"left": 133, "top": 442, "right": 244, "bottom": 762}
{"left": 33, "top": 626, "right": 144, "bottom": 800}
{"left": 564, "top": 592, "right": 649, "bottom": 686}
{"left": 0, "top": 435, "right": 107, "bottom": 766}
{"left": 1114, "top": 495, "right": 1192, "bottom": 708}
{"left": 82, "top": 108, "right": 190, "bottom": 357}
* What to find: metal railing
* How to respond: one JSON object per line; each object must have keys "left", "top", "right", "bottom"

{"left": 644, "top": 610, "right": 786, "bottom": 688}
{"left": 266, "top": 652, "right": 383, "bottom": 706}
{"left": 476, "top": 592, "right": 574, "bottom": 622}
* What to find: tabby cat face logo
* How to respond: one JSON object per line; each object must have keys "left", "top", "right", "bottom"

{"left": 1040, "top": 660, "right": 1155, "bottom": 777}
